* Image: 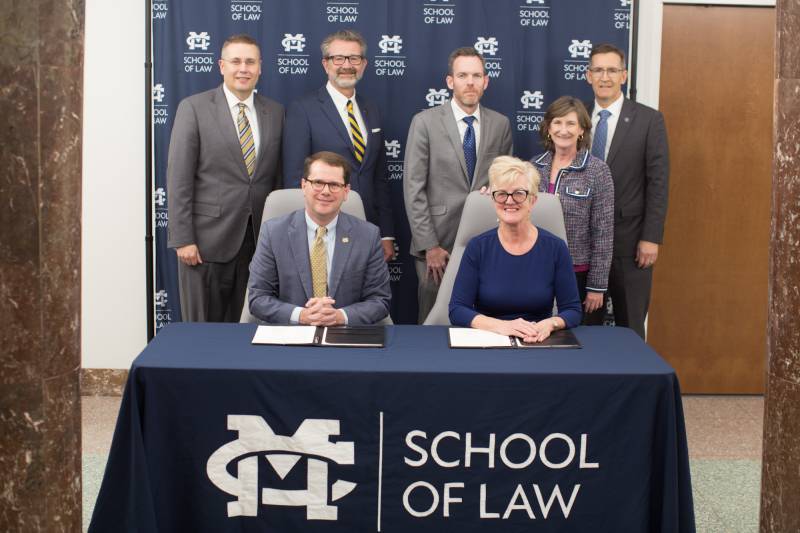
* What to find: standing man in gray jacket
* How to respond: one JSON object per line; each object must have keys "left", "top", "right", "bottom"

{"left": 167, "top": 34, "right": 284, "bottom": 322}
{"left": 403, "top": 46, "right": 513, "bottom": 323}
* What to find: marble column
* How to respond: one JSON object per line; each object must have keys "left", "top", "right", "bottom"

{"left": 761, "top": 1, "right": 800, "bottom": 531}
{"left": 0, "top": 1, "right": 84, "bottom": 531}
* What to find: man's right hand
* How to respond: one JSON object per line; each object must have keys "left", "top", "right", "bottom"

{"left": 176, "top": 244, "right": 202, "bottom": 266}
{"left": 425, "top": 246, "right": 450, "bottom": 285}
{"left": 299, "top": 297, "right": 340, "bottom": 326}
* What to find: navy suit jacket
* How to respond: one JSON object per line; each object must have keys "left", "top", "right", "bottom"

{"left": 247, "top": 210, "right": 391, "bottom": 325}
{"left": 282, "top": 87, "right": 394, "bottom": 237}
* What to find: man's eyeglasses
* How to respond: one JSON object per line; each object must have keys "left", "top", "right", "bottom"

{"left": 304, "top": 178, "right": 346, "bottom": 193}
{"left": 325, "top": 55, "right": 364, "bottom": 66}
{"left": 223, "top": 58, "right": 259, "bottom": 67}
{"left": 492, "top": 189, "right": 530, "bottom": 204}
{"left": 588, "top": 67, "right": 625, "bottom": 77}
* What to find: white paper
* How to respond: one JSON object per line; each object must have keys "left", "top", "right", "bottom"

{"left": 252, "top": 325, "right": 317, "bottom": 345}
{"left": 448, "top": 328, "right": 513, "bottom": 348}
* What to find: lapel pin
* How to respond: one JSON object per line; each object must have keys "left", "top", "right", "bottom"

{"left": 624, "top": 117, "right": 630, "bottom": 123}
{"left": 342, "top": 237, "right": 349, "bottom": 243}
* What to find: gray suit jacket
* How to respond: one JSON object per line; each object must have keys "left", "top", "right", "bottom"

{"left": 247, "top": 210, "right": 391, "bottom": 324}
{"left": 403, "top": 100, "right": 513, "bottom": 258}
{"left": 167, "top": 85, "right": 284, "bottom": 262}
{"left": 589, "top": 98, "right": 669, "bottom": 257}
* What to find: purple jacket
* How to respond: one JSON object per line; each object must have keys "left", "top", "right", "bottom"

{"left": 532, "top": 149, "right": 614, "bottom": 292}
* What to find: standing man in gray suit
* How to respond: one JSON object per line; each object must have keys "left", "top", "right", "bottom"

{"left": 586, "top": 43, "right": 669, "bottom": 339}
{"left": 167, "top": 34, "right": 284, "bottom": 322}
{"left": 248, "top": 151, "right": 391, "bottom": 325}
{"left": 403, "top": 47, "right": 513, "bottom": 323}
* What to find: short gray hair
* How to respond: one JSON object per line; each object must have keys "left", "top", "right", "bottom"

{"left": 321, "top": 29, "right": 367, "bottom": 57}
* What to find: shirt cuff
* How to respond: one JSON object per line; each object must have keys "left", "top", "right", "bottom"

{"left": 380, "top": 237, "right": 395, "bottom": 241}
{"left": 340, "top": 309, "right": 349, "bottom": 325}
{"left": 290, "top": 306, "right": 302, "bottom": 324}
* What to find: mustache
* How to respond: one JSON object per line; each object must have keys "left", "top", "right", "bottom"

{"left": 336, "top": 68, "right": 357, "bottom": 75}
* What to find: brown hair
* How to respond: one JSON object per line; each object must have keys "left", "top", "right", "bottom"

{"left": 302, "top": 151, "right": 352, "bottom": 185}
{"left": 321, "top": 29, "right": 367, "bottom": 57}
{"left": 221, "top": 34, "right": 261, "bottom": 58}
{"left": 447, "top": 47, "right": 485, "bottom": 75}
{"left": 589, "top": 43, "right": 626, "bottom": 67}
{"left": 539, "top": 96, "right": 592, "bottom": 153}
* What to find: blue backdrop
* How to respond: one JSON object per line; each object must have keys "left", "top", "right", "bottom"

{"left": 151, "top": 0, "right": 632, "bottom": 330}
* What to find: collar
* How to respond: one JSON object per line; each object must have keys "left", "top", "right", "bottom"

{"left": 532, "top": 149, "right": 590, "bottom": 171}
{"left": 222, "top": 83, "right": 255, "bottom": 112}
{"left": 593, "top": 93, "right": 623, "bottom": 118}
{"left": 304, "top": 210, "right": 339, "bottom": 234}
{"left": 450, "top": 99, "right": 481, "bottom": 124}
{"left": 326, "top": 81, "right": 357, "bottom": 110}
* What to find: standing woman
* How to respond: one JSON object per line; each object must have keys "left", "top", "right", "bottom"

{"left": 532, "top": 96, "right": 614, "bottom": 324}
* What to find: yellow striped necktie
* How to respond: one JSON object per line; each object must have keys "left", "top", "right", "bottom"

{"left": 310, "top": 226, "right": 328, "bottom": 298}
{"left": 347, "top": 100, "right": 365, "bottom": 164}
{"left": 237, "top": 103, "right": 256, "bottom": 177}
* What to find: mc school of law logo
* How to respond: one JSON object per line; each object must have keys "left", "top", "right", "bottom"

{"left": 474, "top": 36, "right": 502, "bottom": 78}
{"left": 425, "top": 88, "right": 449, "bottom": 108}
{"left": 375, "top": 34, "right": 406, "bottom": 77}
{"left": 184, "top": 31, "right": 214, "bottom": 73}
{"left": 153, "top": 83, "right": 169, "bottom": 126}
{"left": 519, "top": 0, "right": 549, "bottom": 27}
{"left": 422, "top": 0, "right": 456, "bottom": 25}
{"left": 563, "top": 39, "right": 592, "bottom": 82}
{"left": 614, "top": 0, "right": 632, "bottom": 30}
{"left": 278, "top": 34, "right": 309, "bottom": 75}
{"left": 516, "top": 90, "right": 545, "bottom": 133}
{"left": 153, "top": 0, "right": 168, "bottom": 20}
{"left": 326, "top": 0, "right": 359, "bottom": 23}
{"left": 207, "top": 416, "right": 357, "bottom": 520}
{"left": 230, "top": 0, "right": 262, "bottom": 22}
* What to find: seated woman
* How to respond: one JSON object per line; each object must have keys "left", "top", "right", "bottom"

{"left": 449, "top": 156, "right": 582, "bottom": 343}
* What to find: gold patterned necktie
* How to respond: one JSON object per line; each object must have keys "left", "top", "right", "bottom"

{"left": 237, "top": 103, "right": 256, "bottom": 177}
{"left": 310, "top": 225, "right": 328, "bottom": 298}
{"left": 347, "top": 100, "right": 365, "bottom": 164}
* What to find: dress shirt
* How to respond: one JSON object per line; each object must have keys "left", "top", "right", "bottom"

{"left": 591, "top": 93, "right": 624, "bottom": 161}
{"left": 326, "top": 82, "right": 367, "bottom": 149}
{"left": 223, "top": 84, "right": 260, "bottom": 159}
{"left": 450, "top": 99, "right": 482, "bottom": 153}
{"left": 289, "top": 211, "right": 348, "bottom": 324}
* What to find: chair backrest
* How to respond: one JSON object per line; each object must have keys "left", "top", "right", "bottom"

{"left": 240, "top": 189, "right": 369, "bottom": 323}
{"left": 423, "top": 191, "right": 567, "bottom": 325}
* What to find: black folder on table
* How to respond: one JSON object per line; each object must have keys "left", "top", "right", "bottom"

{"left": 252, "top": 325, "right": 385, "bottom": 348}
{"left": 448, "top": 327, "right": 581, "bottom": 349}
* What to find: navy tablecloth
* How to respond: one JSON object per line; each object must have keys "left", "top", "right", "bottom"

{"left": 89, "top": 324, "right": 695, "bottom": 532}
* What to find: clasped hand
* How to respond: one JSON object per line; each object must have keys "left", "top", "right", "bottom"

{"left": 299, "top": 297, "right": 344, "bottom": 326}
{"left": 493, "top": 317, "right": 553, "bottom": 343}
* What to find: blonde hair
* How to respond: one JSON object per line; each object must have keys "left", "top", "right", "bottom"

{"left": 488, "top": 156, "right": 540, "bottom": 193}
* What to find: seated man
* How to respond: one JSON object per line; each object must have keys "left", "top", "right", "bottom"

{"left": 248, "top": 151, "right": 391, "bottom": 325}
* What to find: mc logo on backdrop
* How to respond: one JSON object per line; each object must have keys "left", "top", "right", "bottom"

{"left": 563, "top": 39, "right": 592, "bottom": 82}
{"left": 375, "top": 34, "right": 405, "bottom": 77}
{"left": 278, "top": 34, "right": 309, "bottom": 76}
{"left": 207, "top": 416, "right": 357, "bottom": 520}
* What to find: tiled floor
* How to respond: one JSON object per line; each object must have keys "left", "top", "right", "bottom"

{"left": 81, "top": 395, "right": 765, "bottom": 532}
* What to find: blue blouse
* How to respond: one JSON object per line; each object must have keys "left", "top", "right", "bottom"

{"left": 449, "top": 228, "right": 582, "bottom": 328}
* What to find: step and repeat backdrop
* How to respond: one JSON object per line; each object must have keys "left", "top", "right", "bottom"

{"left": 151, "top": 0, "right": 632, "bottom": 330}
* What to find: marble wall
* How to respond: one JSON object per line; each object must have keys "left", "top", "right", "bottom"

{"left": 0, "top": 1, "right": 84, "bottom": 530}
{"left": 761, "top": 1, "right": 800, "bottom": 531}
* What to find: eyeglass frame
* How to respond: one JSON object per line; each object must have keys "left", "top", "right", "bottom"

{"left": 324, "top": 54, "right": 365, "bottom": 66}
{"left": 587, "top": 67, "right": 626, "bottom": 78}
{"left": 303, "top": 178, "right": 348, "bottom": 193}
{"left": 491, "top": 189, "right": 531, "bottom": 204}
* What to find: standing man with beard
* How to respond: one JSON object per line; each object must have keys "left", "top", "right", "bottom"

{"left": 283, "top": 30, "right": 395, "bottom": 262}
{"left": 403, "top": 47, "right": 513, "bottom": 323}
{"left": 167, "top": 34, "right": 284, "bottom": 322}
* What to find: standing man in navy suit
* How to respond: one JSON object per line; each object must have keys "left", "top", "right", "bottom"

{"left": 283, "top": 29, "right": 395, "bottom": 262}
{"left": 586, "top": 43, "right": 670, "bottom": 339}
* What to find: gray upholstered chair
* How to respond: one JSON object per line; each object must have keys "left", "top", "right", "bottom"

{"left": 423, "top": 191, "right": 567, "bottom": 326}
{"left": 241, "top": 189, "right": 391, "bottom": 325}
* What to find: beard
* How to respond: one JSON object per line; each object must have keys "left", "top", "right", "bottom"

{"left": 333, "top": 68, "right": 362, "bottom": 89}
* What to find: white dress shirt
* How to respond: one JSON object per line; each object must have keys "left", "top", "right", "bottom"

{"left": 223, "top": 84, "right": 260, "bottom": 160}
{"left": 289, "top": 212, "right": 348, "bottom": 324}
{"left": 450, "top": 99, "right": 482, "bottom": 153}
{"left": 591, "top": 93, "right": 624, "bottom": 161}
{"left": 326, "top": 82, "right": 367, "bottom": 149}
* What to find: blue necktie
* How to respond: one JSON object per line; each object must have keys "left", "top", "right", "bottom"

{"left": 591, "top": 109, "right": 612, "bottom": 161}
{"left": 463, "top": 116, "right": 477, "bottom": 185}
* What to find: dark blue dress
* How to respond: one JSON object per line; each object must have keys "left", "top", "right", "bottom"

{"left": 449, "top": 228, "right": 582, "bottom": 327}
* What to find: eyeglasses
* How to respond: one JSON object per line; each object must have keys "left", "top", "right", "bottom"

{"left": 325, "top": 55, "right": 364, "bottom": 66}
{"left": 223, "top": 58, "right": 259, "bottom": 67}
{"left": 304, "top": 178, "right": 346, "bottom": 193}
{"left": 492, "top": 189, "right": 530, "bottom": 204}
{"left": 588, "top": 67, "right": 625, "bottom": 77}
